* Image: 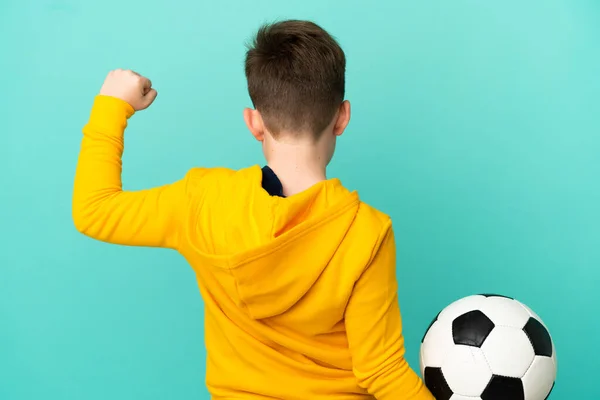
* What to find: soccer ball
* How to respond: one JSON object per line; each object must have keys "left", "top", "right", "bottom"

{"left": 419, "top": 294, "right": 557, "bottom": 400}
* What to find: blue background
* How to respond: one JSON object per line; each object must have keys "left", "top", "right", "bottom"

{"left": 2, "top": 0, "right": 599, "bottom": 399}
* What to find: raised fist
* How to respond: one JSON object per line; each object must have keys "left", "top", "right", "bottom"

{"left": 99, "top": 69, "right": 157, "bottom": 111}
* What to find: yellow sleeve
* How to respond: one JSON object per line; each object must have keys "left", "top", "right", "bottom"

{"left": 345, "top": 222, "right": 434, "bottom": 400}
{"left": 72, "top": 95, "right": 192, "bottom": 250}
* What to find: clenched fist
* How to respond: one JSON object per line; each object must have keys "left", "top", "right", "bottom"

{"left": 99, "top": 69, "right": 157, "bottom": 111}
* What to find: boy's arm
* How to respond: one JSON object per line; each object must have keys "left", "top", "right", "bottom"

{"left": 72, "top": 70, "right": 193, "bottom": 249}
{"left": 345, "top": 221, "right": 434, "bottom": 400}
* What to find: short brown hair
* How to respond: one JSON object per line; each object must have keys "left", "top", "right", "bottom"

{"left": 245, "top": 20, "right": 346, "bottom": 138}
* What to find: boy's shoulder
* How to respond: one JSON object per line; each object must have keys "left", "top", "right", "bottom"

{"left": 355, "top": 199, "right": 393, "bottom": 240}
{"left": 183, "top": 165, "right": 393, "bottom": 229}
{"left": 182, "top": 166, "right": 249, "bottom": 192}
{"left": 184, "top": 165, "right": 257, "bottom": 181}
{"left": 357, "top": 200, "right": 391, "bottom": 224}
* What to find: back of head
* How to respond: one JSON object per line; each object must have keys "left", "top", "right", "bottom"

{"left": 245, "top": 20, "right": 346, "bottom": 139}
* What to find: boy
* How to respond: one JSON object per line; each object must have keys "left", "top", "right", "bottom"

{"left": 73, "top": 20, "right": 434, "bottom": 400}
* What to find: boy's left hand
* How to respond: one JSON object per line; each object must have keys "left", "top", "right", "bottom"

{"left": 99, "top": 69, "right": 157, "bottom": 111}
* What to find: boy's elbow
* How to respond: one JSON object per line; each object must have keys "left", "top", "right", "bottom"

{"left": 72, "top": 199, "right": 102, "bottom": 238}
{"left": 72, "top": 206, "right": 92, "bottom": 236}
{"left": 71, "top": 190, "right": 115, "bottom": 239}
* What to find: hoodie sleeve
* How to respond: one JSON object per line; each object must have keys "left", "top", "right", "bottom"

{"left": 72, "top": 95, "right": 198, "bottom": 249}
{"left": 345, "top": 221, "right": 434, "bottom": 400}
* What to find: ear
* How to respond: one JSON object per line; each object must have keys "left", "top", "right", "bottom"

{"left": 244, "top": 108, "right": 265, "bottom": 142}
{"left": 333, "top": 100, "right": 351, "bottom": 137}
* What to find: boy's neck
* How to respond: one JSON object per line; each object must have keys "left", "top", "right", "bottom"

{"left": 267, "top": 162, "right": 327, "bottom": 197}
{"left": 266, "top": 146, "right": 328, "bottom": 197}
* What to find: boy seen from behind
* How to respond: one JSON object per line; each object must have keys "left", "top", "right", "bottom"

{"left": 72, "top": 20, "right": 434, "bottom": 400}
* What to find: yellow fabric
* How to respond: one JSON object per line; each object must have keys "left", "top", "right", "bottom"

{"left": 73, "top": 95, "right": 434, "bottom": 400}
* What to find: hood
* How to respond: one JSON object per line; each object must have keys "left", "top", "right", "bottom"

{"left": 191, "top": 166, "right": 360, "bottom": 320}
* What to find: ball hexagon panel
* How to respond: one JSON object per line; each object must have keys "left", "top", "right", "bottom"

{"left": 421, "top": 318, "right": 455, "bottom": 370}
{"left": 478, "top": 293, "right": 513, "bottom": 299}
{"left": 522, "top": 355, "right": 556, "bottom": 399}
{"left": 481, "top": 326, "right": 535, "bottom": 378}
{"left": 452, "top": 310, "right": 495, "bottom": 347}
{"left": 481, "top": 375, "right": 525, "bottom": 400}
{"left": 441, "top": 345, "right": 492, "bottom": 397}
{"left": 438, "top": 295, "right": 487, "bottom": 323}
{"left": 478, "top": 296, "right": 531, "bottom": 328}
{"left": 519, "top": 302, "right": 544, "bottom": 324}
{"left": 551, "top": 340, "right": 558, "bottom": 374}
{"left": 523, "top": 317, "right": 553, "bottom": 357}
{"left": 544, "top": 383, "right": 555, "bottom": 400}
{"left": 424, "top": 367, "right": 453, "bottom": 400}
{"left": 450, "top": 395, "right": 482, "bottom": 400}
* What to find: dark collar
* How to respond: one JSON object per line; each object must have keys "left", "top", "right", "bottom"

{"left": 261, "top": 166, "right": 285, "bottom": 198}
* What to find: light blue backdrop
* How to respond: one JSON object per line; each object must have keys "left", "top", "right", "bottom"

{"left": 1, "top": 0, "right": 598, "bottom": 399}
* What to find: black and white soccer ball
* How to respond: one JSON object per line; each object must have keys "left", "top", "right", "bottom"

{"left": 420, "top": 294, "right": 557, "bottom": 400}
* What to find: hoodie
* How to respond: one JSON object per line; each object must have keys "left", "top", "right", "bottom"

{"left": 72, "top": 95, "right": 434, "bottom": 400}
